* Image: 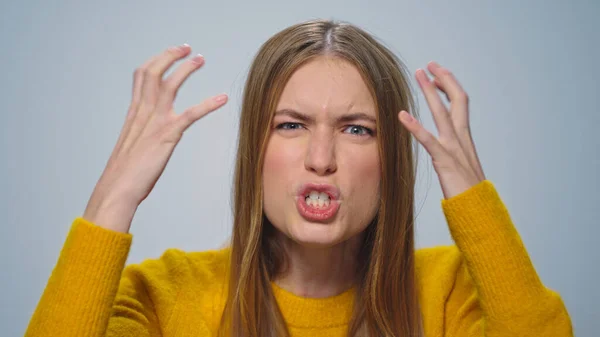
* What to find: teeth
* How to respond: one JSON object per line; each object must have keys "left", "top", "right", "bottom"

{"left": 305, "top": 191, "right": 331, "bottom": 208}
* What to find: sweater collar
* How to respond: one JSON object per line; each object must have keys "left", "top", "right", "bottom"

{"left": 271, "top": 282, "right": 355, "bottom": 328}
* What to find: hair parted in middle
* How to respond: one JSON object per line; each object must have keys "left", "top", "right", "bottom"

{"left": 219, "top": 19, "right": 422, "bottom": 337}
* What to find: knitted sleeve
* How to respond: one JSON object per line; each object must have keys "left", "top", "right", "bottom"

{"left": 441, "top": 180, "right": 573, "bottom": 337}
{"left": 24, "top": 218, "right": 161, "bottom": 337}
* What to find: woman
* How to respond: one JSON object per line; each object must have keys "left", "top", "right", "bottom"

{"left": 25, "top": 19, "right": 572, "bottom": 336}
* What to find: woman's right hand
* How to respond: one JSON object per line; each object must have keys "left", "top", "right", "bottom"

{"left": 82, "top": 44, "right": 228, "bottom": 233}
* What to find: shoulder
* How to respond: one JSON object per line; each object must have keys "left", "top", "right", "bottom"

{"left": 116, "top": 247, "right": 231, "bottom": 332}
{"left": 119, "top": 247, "right": 231, "bottom": 307}
{"left": 124, "top": 246, "right": 231, "bottom": 286}
{"left": 415, "top": 245, "right": 479, "bottom": 331}
{"left": 415, "top": 244, "right": 461, "bottom": 263}
{"left": 414, "top": 245, "right": 473, "bottom": 303}
{"left": 415, "top": 245, "right": 463, "bottom": 278}
{"left": 185, "top": 247, "right": 231, "bottom": 281}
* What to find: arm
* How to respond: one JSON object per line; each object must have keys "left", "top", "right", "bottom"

{"left": 26, "top": 41, "right": 227, "bottom": 337}
{"left": 398, "top": 62, "right": 573, "bottom": 336}
{"left": 25, "top": 217, "right": 161, "bottom": 337}
{"left": 442, "top": 180, "right": 573, "bottom": 337}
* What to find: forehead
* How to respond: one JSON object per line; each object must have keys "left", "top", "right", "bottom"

{"left": 276, "top": 56, "right": 375, "bottom": 115}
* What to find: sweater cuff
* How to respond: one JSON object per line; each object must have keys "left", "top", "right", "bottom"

{"left": 52, "top": 217, "right": 133, "bottom": 306}
{"left": 441, "top": 180, "right": 513, "bottom": 246}
{"left": 61, "top": 217, "right": 132, "bottom": 271}
{"left": 27, "top": 217, "right": 133, "bottom": 336}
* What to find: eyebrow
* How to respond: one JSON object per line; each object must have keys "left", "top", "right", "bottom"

{"left": 274, "top": 109, "right": 377, "bottom": 124}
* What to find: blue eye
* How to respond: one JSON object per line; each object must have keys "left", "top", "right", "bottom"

{"left": 276, "top": 122, "right": 304, "bottom": 130}
{"left": 275, "top": 122, "right": 374, "bottom": 137}
{"left": 344, "top": 125, "right": 374, "bottom": 136}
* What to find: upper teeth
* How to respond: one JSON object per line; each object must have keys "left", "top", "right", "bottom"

{"left": 306, "top": 191, "right": 330, "bottom": 200}
{"left": 305, "top": 191, "right": 331, "bottom": 208}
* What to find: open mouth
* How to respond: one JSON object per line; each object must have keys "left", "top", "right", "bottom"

{"left": 296, "top": 192, "right": 340, "bottom": 222}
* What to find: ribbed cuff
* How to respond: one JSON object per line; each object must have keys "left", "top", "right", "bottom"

{"left": 57, "top": 217, "right": 132, "bottom": 280}
{"left": 441, "top": 180, "right": 516, "bottom": 247}
{"left": 31, "top": 217, "right": 133, "bottom": 336}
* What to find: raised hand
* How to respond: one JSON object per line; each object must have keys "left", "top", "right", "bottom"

{"left": 398, "top": 61, "right": 485, "bottom": 200}
{"left": 83, "top": 44, "right": 228, "bottom": 233}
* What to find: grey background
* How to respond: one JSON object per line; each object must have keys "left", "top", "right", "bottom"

{"left": 1, "top": 0, "right": 597, "bottom": 336}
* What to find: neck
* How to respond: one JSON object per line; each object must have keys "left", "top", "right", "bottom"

{"left": 273, "top": 232, "right": 363, "bottom": 298}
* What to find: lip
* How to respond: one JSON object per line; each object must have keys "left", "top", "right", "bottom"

{"left": 295, "top": 183, "right": 341, "bottom": 222}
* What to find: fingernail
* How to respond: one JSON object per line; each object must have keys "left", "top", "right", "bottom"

{"left": 191, "top": 54, "right": 204, "bottom": 64}
{"left": 169, "top": 43, "right": 190, "bottom": 53}
{"left": 401, "top": 111, "right": 414, "bottom": 123}
{"left": 214, "top": 94, "right": 228, "bottom": 103}
{"left": 429, "top": 61, "right": 440, "bottom": 69}
{"left": 416, "top": 69, "right": 428, "bottom": 83}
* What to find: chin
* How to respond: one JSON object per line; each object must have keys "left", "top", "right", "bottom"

{"left": 284, "top": 220, "right": 348, "bottom": 248}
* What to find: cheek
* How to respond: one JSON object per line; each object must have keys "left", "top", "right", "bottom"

{"left": 340, "top": 147, "right": 381, "bottom": 221}
{"left": 344, "top": 147, "right": 380, "bottom": 186}
{"left": 359, "top": 151, "right": 380, "bottom": 178}
{"left": 263, "top": 140, "right": 300, "bottom": 187}
{"left": 262, "top": 139, "right": 303, "bottom": 217}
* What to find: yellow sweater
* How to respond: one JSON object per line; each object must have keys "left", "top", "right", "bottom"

{"left": 25, "top": 180, "right": 573, "bottom": 336}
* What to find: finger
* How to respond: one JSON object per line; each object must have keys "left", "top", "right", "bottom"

{"left": 427, "top": 62, "right": 484, "bottom": 179}
{"left": 114, "top": 54, "right": 162, "bottom": 155}
{"left": 131, "top": 54, "right": 162, "bottom": 113}
{"left": 121, "top": 44, "right": 191, "bottom": 152}
{"left": 140, "top": 44, "right": 191, "bottom": 111}
{"left": 432, "top": 78, "right": 450, "bottom": 103}
{"left": 155, "top": 53, "right": 205, "bottom": 113}
{"left": 398, "top": 110, "right": 447, "bottom": 160}
{"left": 175, "top": 94, "right": 229, "bottom": 134}
{"left": 415, "top": 68, "right": 457, "bottom": 141}
{"left": 427, "top": 62, "right": 469, "bottom": 131}
{"left": 399, "top": 110, "right": 480, "bottom": 182}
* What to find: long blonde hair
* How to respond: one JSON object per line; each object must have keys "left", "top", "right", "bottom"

{"left": 219, "top": 19, "right": 421, "bottom": 337}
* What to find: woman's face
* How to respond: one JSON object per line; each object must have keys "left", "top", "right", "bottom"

{"left": 262, "top": 56, "right": 381, "bottom": 247}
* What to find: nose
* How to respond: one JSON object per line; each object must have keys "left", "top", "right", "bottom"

{"left": 304, "top": 127, "right": 337, "bottom": 176}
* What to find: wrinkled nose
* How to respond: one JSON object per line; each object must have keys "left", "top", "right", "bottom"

{"left": 304, "top": 129, "right": 337, "bottom": 176}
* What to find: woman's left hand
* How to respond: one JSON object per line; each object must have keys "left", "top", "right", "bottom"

{"left": 398, "top": 61, "right": 486, "bottom": 200}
